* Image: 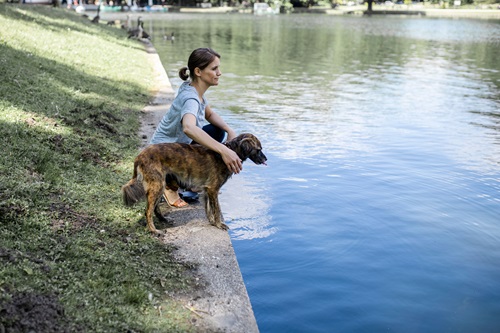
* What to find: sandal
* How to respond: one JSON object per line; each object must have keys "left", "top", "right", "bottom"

{"left": 166, "top": 197, "right": 188, "bottom": 208}
{"left": 163, "top": 189, "right": 188, "bottom": 208}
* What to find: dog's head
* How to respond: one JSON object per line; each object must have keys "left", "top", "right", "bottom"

{"left": 227, "top": 133, "right": 267, "bottom": 165}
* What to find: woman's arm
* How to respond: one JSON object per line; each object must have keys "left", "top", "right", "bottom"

{"left": 204, "top": 105, "right": 237, "bottom": 141}
{"left": 182, "top": 113, "right": 242, "bottom": 174}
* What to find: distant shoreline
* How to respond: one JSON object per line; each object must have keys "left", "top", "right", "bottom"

{"left": 84, "top": 4, "right": 500, "bottom": 20}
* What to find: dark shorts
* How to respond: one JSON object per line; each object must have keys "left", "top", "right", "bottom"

{"left": 191, "top": 124, "right": 225, "bottom": 144}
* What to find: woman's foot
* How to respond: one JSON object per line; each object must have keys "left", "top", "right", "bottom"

{"left": 163, "top": 189, "right": 188, "bottom": 208}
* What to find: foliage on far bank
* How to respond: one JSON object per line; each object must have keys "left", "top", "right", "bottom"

{"left": 0, "top": 4, "right": 198, "bottom": 332}
{"left": 165, "top": 0, "right": 499, "bottom": 9}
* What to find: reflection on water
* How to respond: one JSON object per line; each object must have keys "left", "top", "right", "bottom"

{"left": 146, "top": 13, "right": 500, "bottom": 333}
{"left": 220, "top": 168, "right": 276, "bottom": 240}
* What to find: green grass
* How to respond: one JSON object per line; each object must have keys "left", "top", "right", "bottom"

{"left": 0, "top": 4, "right": 198, "bottom": 332}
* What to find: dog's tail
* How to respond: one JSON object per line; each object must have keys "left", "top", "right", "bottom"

{"left": 121, "top": 162, "right": 146, "bottom": 206}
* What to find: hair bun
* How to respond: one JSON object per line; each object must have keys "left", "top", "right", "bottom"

{"left": 178, "top": 66, "right": 190, "bottom": 81}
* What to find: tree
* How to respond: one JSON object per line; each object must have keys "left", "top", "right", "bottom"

{"left": 366, "top": 0, "right": 373, "bottom": 12}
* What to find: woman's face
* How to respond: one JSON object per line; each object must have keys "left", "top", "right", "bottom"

{"left": 196, "top": 57, "right": 222, "bottom": 87}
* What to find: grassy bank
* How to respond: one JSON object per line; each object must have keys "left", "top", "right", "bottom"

{"left": 0, "top": 4, "right": 198, "bottom": 332}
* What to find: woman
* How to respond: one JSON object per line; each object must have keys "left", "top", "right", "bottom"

{"left": 150, "top": 48, "right": 242, "bottom": 207}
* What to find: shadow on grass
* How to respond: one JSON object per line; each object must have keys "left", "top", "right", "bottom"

{"left": 0, "top": 43, "right": 146, "bottom": 124}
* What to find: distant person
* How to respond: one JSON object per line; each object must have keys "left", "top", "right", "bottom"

{"left": 149, "top": 47, "right": 242, "bottom": 208}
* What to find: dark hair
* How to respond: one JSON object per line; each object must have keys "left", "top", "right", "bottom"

{"left": 178, "top": 48, "right": 221, "bottom": 81}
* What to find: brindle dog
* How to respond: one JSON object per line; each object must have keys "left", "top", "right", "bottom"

{"left": 122, "top": 133, "right": 267, "bottom": 234}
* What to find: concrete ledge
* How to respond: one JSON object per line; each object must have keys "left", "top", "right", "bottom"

{"left": 140, "top": 40, "right": 259, "bottom": 333}
{"left": 365, "top": 9, "right": 426, "bottom": 15}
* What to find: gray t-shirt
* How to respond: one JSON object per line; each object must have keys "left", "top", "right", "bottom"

{"left": 150, "top": 81, "right": 207, "bottom": 144}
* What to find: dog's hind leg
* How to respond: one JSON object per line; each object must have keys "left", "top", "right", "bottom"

{"left": 205, "top": 187, "right": 228, "bottom": 230}
{"left": 153, "top": 179, "right": 168, "bottom": 223}
{"left": 145, "top": 182, "right": 165, "bottom": 235}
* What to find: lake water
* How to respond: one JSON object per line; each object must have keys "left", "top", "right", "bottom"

{"left": 145, "top": 14, "right": 500, "bottom": 332}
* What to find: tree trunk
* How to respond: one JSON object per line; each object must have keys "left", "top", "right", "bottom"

{"left": 366, "top": 0, "right": 373, "bottom": 13}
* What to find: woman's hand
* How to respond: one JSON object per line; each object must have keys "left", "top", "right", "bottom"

{"left": 221, "top": 146, "right": 242, "bottom": 174}
{"left": 183, "top": 114, "right": 242, "bottom": 173}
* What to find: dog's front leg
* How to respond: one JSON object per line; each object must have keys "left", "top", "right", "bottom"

{"left": 205, "top": 188, "right": 228, "bottom": 231}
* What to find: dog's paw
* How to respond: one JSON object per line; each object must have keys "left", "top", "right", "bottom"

{"left": 218, "top": 223, "right": 229, "bottom": 231}
{"left": 149, "top": 228, "right": 165, "bottom": 236}
{"left": 155, "top": 231, "right": 166, "bottom": 238}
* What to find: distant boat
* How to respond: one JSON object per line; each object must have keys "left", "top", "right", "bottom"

{"left": 253, "top": 2, "right": 279, "bottom": 15}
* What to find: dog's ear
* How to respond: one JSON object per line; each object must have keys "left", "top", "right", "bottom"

{"left": 239, "top": 137, "right": 255, "bottom": 158}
